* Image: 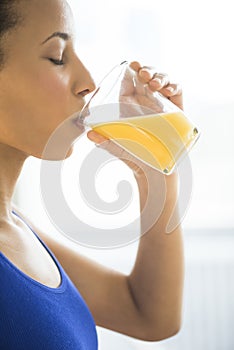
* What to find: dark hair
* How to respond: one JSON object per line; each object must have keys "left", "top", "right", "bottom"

{"left": 0, "top": 0, "right": 23, "bottom": 69}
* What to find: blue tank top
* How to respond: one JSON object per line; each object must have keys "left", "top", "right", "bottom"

{"left": 0, "top": 211, "right": 98, "bottom": 349}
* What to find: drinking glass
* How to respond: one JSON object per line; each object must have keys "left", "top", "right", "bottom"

{"left": 75, "top": 61, "right": 200, "bottom": 174}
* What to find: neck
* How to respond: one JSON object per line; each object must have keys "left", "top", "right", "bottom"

{"left": 0, "top": 143, "right": 28, "bottom": 223}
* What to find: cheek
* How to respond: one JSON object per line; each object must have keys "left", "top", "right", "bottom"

{"left": 0, "top": 65, "right": 75, "bottom": 158}
{"left": 37, "top": 70, "right": 70, "bottom": 115}
{"left": 4, "top": 67, "right": 70, "bottom": 128}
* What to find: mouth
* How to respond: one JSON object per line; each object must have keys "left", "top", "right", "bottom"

{"left": 72, "top": 114, "right": 84, "bottom": 129}
{"left": 72, "top": 109, "right": 91, "bottom": 134}
{"left": 73, "top": 106, "right": 90, "bottom": 122}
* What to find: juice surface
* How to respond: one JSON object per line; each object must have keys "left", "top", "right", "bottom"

{"left": 90, "top": 112, "right": 198, "bottom": 173}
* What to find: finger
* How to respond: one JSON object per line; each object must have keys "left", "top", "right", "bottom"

{"left": 130, "top": 61, "right": 156, "bottom": 75}
{"left": 87, "top": 129, "right": 148, "bottom": 174}
{"left": 87, "top": 130, "right": 109, "bottom": 144}
{"left": 138, "top": 68, "right": 154, "bottom": 82}
{"left": 129, "top": 62, "right": 164, "bottom": 95}
{"left": 130, "top": 61, "right": 158, "bottom": 82}
{"left": 129, "top": 61, "right": 142, "bottom": 72}
{"left": 136, "top": 71, "right": 169, "bottom": 96}
{"left": 135, "top": 67, "right": 158, "bottom": 95}
{"left": 169, "top": 91, "right": 183, "bottom": 110}
{"left": 160, "top": 83, "right": 182, "bottom": 97}
{"left": 160, "top": 84, "right": 183, "bottom": 110}
{"left": 148, "top": 73, "right": 170, "bottom": 91}
{"left": 120, "top": 63, "right": 153, "bottom": 98}
{"left": 138, "top": 67, "right": 160, "bottom": 85}
{"left": 87, "top": 130, "right": 128, "bottom": 161}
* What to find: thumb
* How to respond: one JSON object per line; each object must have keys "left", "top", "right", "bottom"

{"left": 87, "top": 130, "right": 109, "bottom": 144}
{"left": 87, "top": 130, "right": 126, "bottom": 159}
{"left": 87, "top": 130, "right": 148, "bottom": 175}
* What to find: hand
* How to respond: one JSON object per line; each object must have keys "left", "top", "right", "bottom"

{"left": 124, "top": 61, "right": 183, "bottom": 111}
{"left": 87, "top": 61, "right": 182, "bottom": 178}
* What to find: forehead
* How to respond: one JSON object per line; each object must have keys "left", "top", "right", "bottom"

{"left": 17, "top": 0, "right": 75, "bottom": 44}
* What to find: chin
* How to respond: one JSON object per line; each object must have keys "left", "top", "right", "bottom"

{"left": 30, "top": 117, "right": 81, "bottom": 160}
{"left": 34, "top": 144, "right": 74, "bottom": 161}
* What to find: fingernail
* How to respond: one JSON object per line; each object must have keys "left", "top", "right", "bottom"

{"left": 139, "top": 68, "right": 150, "bottom": 76}
{"left": 150, "top": 78, "right": 161, "bottom": 85}
{"left": 165, "top": 86, "right": 174, "bottom": 92}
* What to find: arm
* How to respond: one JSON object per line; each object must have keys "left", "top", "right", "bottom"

{"left": 127, "top": 169, "right": 184, "bottom": 341}
{"left": 86, "top": 61, "right": 185, "bottom": 340}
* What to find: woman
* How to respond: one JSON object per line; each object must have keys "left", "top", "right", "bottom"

{"left": 0, "top": 0, "right": 184, "bottom": 349}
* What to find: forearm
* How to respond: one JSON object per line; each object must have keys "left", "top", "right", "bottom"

{"left": 127, "top": 170, "right": 185, "bottom": 339}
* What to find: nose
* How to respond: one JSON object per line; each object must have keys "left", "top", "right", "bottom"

{"left": 72, "top": 58, "right": 96, "bottom": 98}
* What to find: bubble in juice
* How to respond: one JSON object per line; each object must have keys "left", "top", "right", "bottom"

{"left": 90, "top": 112, "right": 199, "bottom": 174}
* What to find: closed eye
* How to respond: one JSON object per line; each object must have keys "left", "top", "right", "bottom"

{"left": 49, "top": 58, "right": 64, "bottom": 66}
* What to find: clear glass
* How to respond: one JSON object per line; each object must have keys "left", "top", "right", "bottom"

{"left": 75, "top": 61, "right": 201, "bottom": 175}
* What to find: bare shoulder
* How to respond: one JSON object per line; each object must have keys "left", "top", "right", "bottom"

{"left": 12, "top": 203, "right": 66, "bottom": 247}
{"left": 11, "top": 203, "right": 96, "bottom": 268}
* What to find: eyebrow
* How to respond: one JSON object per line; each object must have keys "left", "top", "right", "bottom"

{"left": 41, "top": 32, "right": 70, "bottom": 45}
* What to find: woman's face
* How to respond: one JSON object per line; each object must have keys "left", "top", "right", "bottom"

{"left": 0, "top": 0, "right": 95, "bottom": 159}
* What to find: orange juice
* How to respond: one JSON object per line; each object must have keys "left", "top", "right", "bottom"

{"left": 90, "top": 111, "right": 199, "bottom": 174}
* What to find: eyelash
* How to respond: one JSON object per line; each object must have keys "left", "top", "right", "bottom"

{"left": 49, "top": 58, "right": 64, "bottom": 66}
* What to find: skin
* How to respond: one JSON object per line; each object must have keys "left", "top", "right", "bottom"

{"left": 0, "top": 0, "right": 184, "bottom": 342}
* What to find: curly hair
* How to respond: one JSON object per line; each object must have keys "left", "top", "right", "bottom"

{"left": 0, "top": 0, "right": 24, "bottom": 69}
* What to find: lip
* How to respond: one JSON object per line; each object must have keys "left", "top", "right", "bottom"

{"left": 73, "top": 105, "right": 90, "bottom": 121}
{"left": 72, "top": 116, "right": 86, "bottom": 133}
{"left": 72, "top": 109, "right": 92, "bottom": 133}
